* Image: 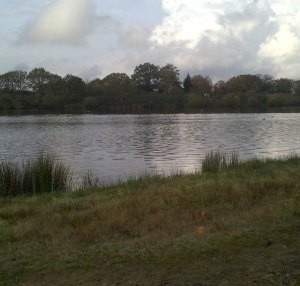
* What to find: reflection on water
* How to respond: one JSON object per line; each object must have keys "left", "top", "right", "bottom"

{"left": 1, "top": 113, "right": 300, "bottom": 181}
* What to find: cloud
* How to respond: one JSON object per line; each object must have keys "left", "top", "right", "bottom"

{"left": 80, "top": 65, "right": 102, "bottom": 81}
{"left": 10, "top": 0, "right": 300, "bottom": 81}
{"left": 257, "top": 0, "right": 300, "bottom": 78}
{"left": 20, "top": 0, "right": 113, "bottom": 45}
{"left": 13, "top": 62, "right": 30, "bottom": 71}
{"left": 119, "top": 25, "right": 151, "bottom": 48}
{"left": 148, "top": 0, "right": 300, "bottom": 79}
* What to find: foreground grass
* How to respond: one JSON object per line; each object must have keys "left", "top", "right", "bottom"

{"left": 0, "top": 156, "right": 299, "bottom": 285}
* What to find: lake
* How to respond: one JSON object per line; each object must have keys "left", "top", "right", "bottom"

{"left": 1, "top": 113, "right": 300, "bottom": 182}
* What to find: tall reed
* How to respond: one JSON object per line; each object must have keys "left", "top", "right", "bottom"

{"left": 0, "top": 161, "right": 21, "bottom": 196}
{"left": 202, "top": 149, "right": 240, "bottom": 173}
{"left": 0, "top": 154, "right": 71, "bottom": 197}
{"left": 81, "top": 170, "right": 100, "bottom": 189}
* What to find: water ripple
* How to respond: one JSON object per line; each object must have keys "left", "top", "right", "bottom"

{"left": 1, "top": 113, "right": 300, "bottom": 180}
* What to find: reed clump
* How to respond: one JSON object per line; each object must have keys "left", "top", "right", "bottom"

{"left": 202, "top": 149, "right": 240, "bottom": 173}
{"left": 80, "top": 170, "right": 101, "bottom": 190}
{"left": 0, "top": 154, "right": 71, "bottom": 197}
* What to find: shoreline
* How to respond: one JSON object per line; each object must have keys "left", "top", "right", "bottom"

{"left": 1, "top": 106, "right": 300, "bottom": 116}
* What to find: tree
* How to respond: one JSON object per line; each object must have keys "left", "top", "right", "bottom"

{"left": 0, "top": 71, "right": 28, "bottom": 91}
{"left": 213, "top": 80, "right": 227, "bottom": 96}
{"left": 183, "top": 74, "right": 192, "bottom": 92}
{"left": 63, "top": 74, "right": 86, "bottom": 101}
{"left": 295, "top": 80, "right": 300, "bottom": 96}
{"left": 13, "top": 71, "right": 28, "bottom": 91}
{"left": 275, "top": 78, "right": 293, "bottom": 93}
{"left": 158, "top": 64, "right": 181, "bottom": 94}
{"left": 259, "top": 74, "right": 275, "bottom": 93}
{"left": 37, "top": 76, "right": 65, "bottom": 109}
{"left": 191, "top": 75, "right": 213, "bottom": 95}
{"left": 102, "top": 73, "right": 131, "bottom": 87}
{"left": 227, "top": 75, "right": 263, "bottom": 93}
{"left": 86, "top": 78, "right": 102, "bottom": 97}
{"left": 0, "top": 74, "right": 4, "bottom": 90}
{"left": 27, "top": 68, "right": 57, "bottom": 91}
{"left": 131, "top": 63, "right": 160, "bottom": 92}
{"left": 223, "top": 94, "right": 241, "bottom": 108}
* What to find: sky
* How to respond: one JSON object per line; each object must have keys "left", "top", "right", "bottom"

{"left": 1, "top": 0, "right": 300, "bottom": 81}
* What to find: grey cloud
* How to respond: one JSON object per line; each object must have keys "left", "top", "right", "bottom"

{"left": 77, "top": 0, "right": 297, "bottom": 82}
{"left": 19, "top": 0, "right": 116, "bottom": 45}
{"left": 219, "top": 1, "right": 278, "bottom": 49}
{"left": 13, "top": 62, "right": 30, "bottom": 72}
{"left": 119, "top": 25, "right": 151, "bottom": 48}
{"left": 80, "top": 65, "right": 102, "bottom": 81}
{"left": 145, "top": 0, "right": 300, "bottom": 80}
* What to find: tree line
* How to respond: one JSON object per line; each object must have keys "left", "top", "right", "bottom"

{"left": 0, "top": 63, "right": 300, "bottom": 113}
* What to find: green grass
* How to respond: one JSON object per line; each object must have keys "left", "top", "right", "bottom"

{"left": 0, "top": 155, "right": 299, "bottom": 285}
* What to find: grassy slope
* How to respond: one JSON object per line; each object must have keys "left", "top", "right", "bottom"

{"left": 0, "top": 157, "right": 299, "bottom": 285}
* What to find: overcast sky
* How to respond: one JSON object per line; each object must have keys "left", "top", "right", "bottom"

{"left": 1, "top": 0, "right": 299, "bottom": 81}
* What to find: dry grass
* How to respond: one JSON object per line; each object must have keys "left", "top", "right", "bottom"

{"left": 0, "top": 155, "right": 299, "bottom": 243}
{"left": 0, "top": 154, "right": 299, "bottom": 285}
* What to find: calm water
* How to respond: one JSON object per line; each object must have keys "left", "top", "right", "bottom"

{"left": 1, "top": 113, "right": 300, "bottom": 181}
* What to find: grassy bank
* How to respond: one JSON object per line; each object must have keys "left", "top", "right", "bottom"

{"left": 0, "top": 155, "right": 299, "bottom": 285}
